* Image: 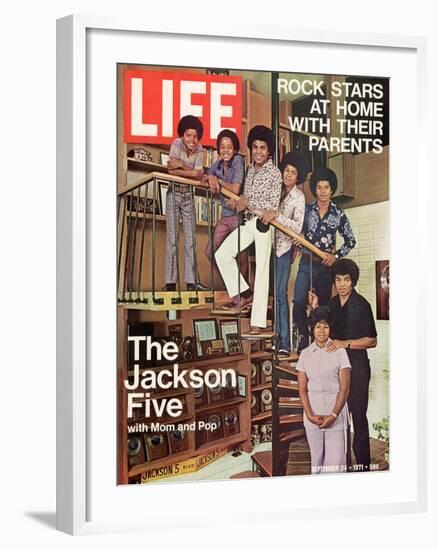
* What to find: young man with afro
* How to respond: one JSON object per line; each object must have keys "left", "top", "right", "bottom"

{"left": 293, "top": 167, "right": 356, "bottom": 350}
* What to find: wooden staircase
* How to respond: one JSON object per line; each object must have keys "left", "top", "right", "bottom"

{"left": 251, "top": 355, "right": 311, "bottom": 477}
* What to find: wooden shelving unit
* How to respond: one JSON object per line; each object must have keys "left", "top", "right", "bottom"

{"left": 119, "top": 307, "right": 252, "bottom": 483}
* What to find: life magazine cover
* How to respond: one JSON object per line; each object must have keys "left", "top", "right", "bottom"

{"left": 117, "top": 64, "right": 389, "bottom": 485}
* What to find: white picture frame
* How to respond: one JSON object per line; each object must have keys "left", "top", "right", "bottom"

{"left": 57, "top": 15, "right": 427, "bottom": 535}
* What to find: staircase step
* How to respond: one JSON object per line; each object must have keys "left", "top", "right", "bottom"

{"left": 278, "top": 379, "right": 299, "bottom": 391}
{"left": 241, "top": 330, "right": 276, "bottom": 341}
{"left": 275, "top": 364, "right": 298, "bottom": 378}
{"left": 251, "top": 450, "right": 273, "bottom": 477}
{"left": 279, "top": 414, "right": 304, "bottom": 425}
{"left": 279, "top": 397, "right": 302, "bottom": 407}
{"left": 279, "top": 428, "right": 306, "bottom": 444}
{"left": 278, "top": 352, "right": 300, "bottom": 363}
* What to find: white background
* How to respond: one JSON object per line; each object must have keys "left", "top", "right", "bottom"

{"left": 0, "top": 0, "right": 435, "bottom": 548}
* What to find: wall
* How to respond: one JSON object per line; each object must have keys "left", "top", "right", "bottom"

{"left": 346, "top": 201, "right": 390, "bottom": 438}
{"left": 341, "top": 146, "right": 389, "bottom": 208}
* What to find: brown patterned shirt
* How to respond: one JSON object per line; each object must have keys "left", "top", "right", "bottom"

{"left": 275, "top": 185, "right": 306, "bottom": 257}
{"left": 243, "top": 159, "right": 282, "bottom": 212}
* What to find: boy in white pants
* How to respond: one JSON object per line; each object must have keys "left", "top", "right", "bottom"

{"left": 215, "top": 125, "right": 282, "bottom": 335}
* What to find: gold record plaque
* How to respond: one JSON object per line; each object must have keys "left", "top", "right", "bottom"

{"left": 261, "top": 389, "right": 272, "bottom": 412}
{"left": 168, "top": 428, "right": 189, "bottom": 454}
{"left": 195, "top": 414, "right": 209, "bottom": 448}
{"left": 145, "top": 433, "right": 169, "bottom": 461}
{"left": 194, "top": 384, "right": 208, "bottom": 406}
{"left": 224, "top": 374, "right": 238, "bottom": 400}
{"left": 207, "top": 412, "right": 224, "bottom": 441}
{"left": 128, "top": 435, "right": 146, "bottom": 467}
{"left": 261, "top": 359, "right": 273, "bottom": 383}
{"left": 208, "top": 380, "right": 224, "bottom": 403}
{"left": 223, "top": 408, "right": 239, "bottom": 437}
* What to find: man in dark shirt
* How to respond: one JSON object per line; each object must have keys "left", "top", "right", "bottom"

{"left": 309, "top": 258, "right": 377, "bottom": 471}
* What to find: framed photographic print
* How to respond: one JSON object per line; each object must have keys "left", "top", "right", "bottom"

{"left": 226, "top": 332, "right": 243, "bottom": 355}
{"left": 237, "top": 374, "right": 247, "bottom": 398}
{"left": 159, "top": 152, "right": 170, "bottom": 166}
{"left": 192, "top": 318, "right": 218, "bottom": 357}
{"left": 219, "top": 319, "right": 239, "bottom": 353}
{"left": 57, "top": 15, "right": 426, "bottom": 535}
{"left": 200, "top": 338, "right": 225, "bottom": 358}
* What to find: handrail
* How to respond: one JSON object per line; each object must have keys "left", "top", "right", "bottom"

{"left": 118, "top": 171, "right": 205, "bottom": 196}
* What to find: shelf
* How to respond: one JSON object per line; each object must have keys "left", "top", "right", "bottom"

{"left": 196, "top": 396, "right": 246, "bottom": 413}
{"left": 195, "top": 432, "right": 245, "bottom": 453}
{"left": 185, "top": 354, "right": 247, "bottom": 369}
{"left": 251, "top": 383, "right": 271, "bottom": 392}
{"left": 127, "top": 359, "right": 247, "bottom": 378}
{"left": 127, "top": 158, "right": 169, "bottom": 173}
{"left": 251, "top": 411, "right": 272, "bottom": 422}
{"left": 127, "top": 412, "right": 193, "bottom": 427}
{"left": 250, "top": 351, "right": 273, "bottom": 360}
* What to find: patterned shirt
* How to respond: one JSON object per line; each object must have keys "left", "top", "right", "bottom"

{"left": 243, "top": 159, "right": 282, "bottom": 212}
{"left": 169, "top": 137, "right": 204, "bottom": 170}
{"left": 301, "top": 201, "right": 356, "bottom": 258}
{"left": 208, "top": 155, "right": 244, "bottom": 217}
{"left": 275, "top": 186, "right": 306, "bottom": 257}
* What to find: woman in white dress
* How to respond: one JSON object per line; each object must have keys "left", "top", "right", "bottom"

{"left": 297, "top": 306, "right": 351, "bottom": 474}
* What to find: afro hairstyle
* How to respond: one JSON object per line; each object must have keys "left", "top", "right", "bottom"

{"left": 247, "top": 125, "right": 275, "bottom": 157}
{"left": 177, "top": 115, "right": 204, "bottom": 140}
{"left": 216, "top": 129, "right": 240, "bottom": 153}
{"left": 309, "top": 167, "right": 338, "bottom": 196}
{"left": 330, "top": 258, "right": 360, "bottom": 287}
{"left": 279, "top": 151, "right": 308, "bottom": 183}
{"left": 308, "top": 306, "right": 332, "bottom": 332}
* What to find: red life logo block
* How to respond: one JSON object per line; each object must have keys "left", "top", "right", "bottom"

{"left": 124, "top": 70, "right": 242, "bottom": 147}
